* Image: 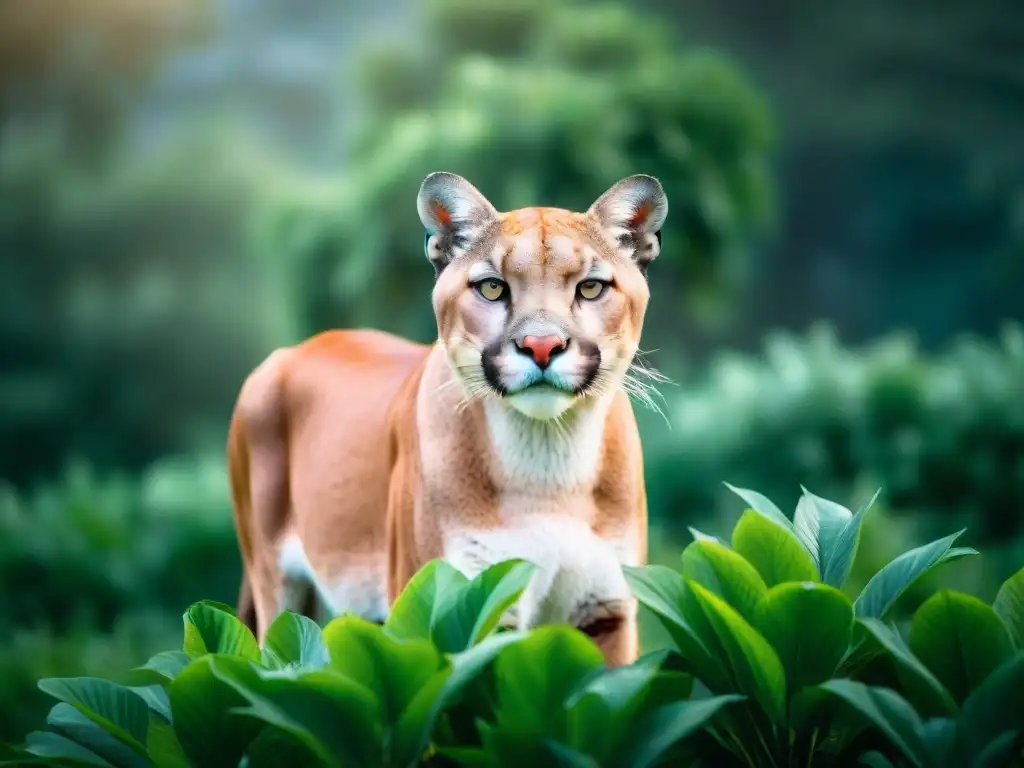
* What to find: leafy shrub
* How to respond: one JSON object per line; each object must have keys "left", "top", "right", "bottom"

{"left": 0, "top": 455, "right": 241, "bottom": 741}
{"left": 646, "top": 322, "right": 1024, "bottom": 544}
{"left": 5, "top": 485, "right": 1022, "bottom": 767}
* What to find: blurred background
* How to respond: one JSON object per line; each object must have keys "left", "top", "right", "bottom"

{"left": 1, "top": 0, "right": 1022, "bottom": 741}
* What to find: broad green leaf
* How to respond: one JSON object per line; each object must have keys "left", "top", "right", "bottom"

{"left": 46, "top": 704, "right": 147, "bottom": 768}
{"left": 261, "top": 612, "right": 329, "bottom": 670}
{"left": 684, "top": 582, "right": 787, "bottom": 723}
{"left": 687, "top": 526, "right": 722, "bottom": 544}
{"left": 323, "top": 614, "right": 444, "bottom": 720}
{"left": 817, "top": 680, "right": 927, "bottom": 768}
{"left": 754, "top": 582, "right": 854, "bottom": 695}
{"left": 909, "top": 591, "right": 1015, "bottom": 705}
{"left": 494, "top": 625, "right": 605, "bottom": 740}
{"left": 623, "top": 565, "right": 714, "bottom": 680}
{"left": 858, "top": 618, "right": 957, "bottom": 717}
{"left": 542, "top": 741, "right": 600, "bottom": 767}
{"left": 128, "top": 685, "right": 171, "bottom": 722}
{"left": 432, "top": 559, "right": 536, "bottom": 652}
{"left": 680, "top": 539, "right": 767, "bottom": 622}
{"left": 182, "top": 602, "right": 260, "bottom": 662}
{"left": 126, "top": 651, "right": 191, "bottom": 686}
{"left": 384, "top": 559, "right": 468, "bottom": 643}
{"left": 565, "top": 664, "right": 659, "bottom": 762}
{"left": 723, "top": 483, "right": 794, "bottom": 530}
{"left": 732, "top": 509, "right": 819, "bottom": 587}
{"left": 146, "top": 716, "right": 192, "bottom": 768}
{"left": 394, "top": 631, "right": 530, "bottom": 768}
{"left": 210, "top": 657, "right": 382, "bottom": 767}
{"left": 169, "top": 656, "right": 264, "bottom": 768}
{"left": 957, "top": 652, "right": 1024, "bottom": 767}
{"left": 821, "top": 488, "right": 881, "bottom": 588}
{"left": 855, "top": 530, "right": 978, "bottom": 619}
{"left": 919, "top": 717, "right": 957, "bottom": 768}
{"left": 620, "top": 694, "right": 743, "bottom": 768}
{"left": 37, "top": 678, "right": 150, "bottom": 759}
{"left": 993, "top": 567, "right": 1024, "bottom": 649}
{"left": 793, "top": 486, "right": 853, "bottom": 574}
{"left": 22, "top": 731, "right": 112, "bottom": 767}
{"left": 243, "top": 726, "right": 321, "bottom": 768}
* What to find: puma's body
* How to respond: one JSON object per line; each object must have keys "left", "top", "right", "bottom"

{"left": 229, "top": 174, "right": 668, "bottom": 666}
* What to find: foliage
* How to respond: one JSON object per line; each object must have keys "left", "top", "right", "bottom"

{"left": 254, "top": 0, "right": 775, "bottom": 344}
{"left": 5, "top": 486, "right": 1022, "bottom": 767}
{"left": 645, "top": 322, "right": 1024, "bottom": 544}
{"left": 0, "top": 456, "right": 240, "bottom": 741}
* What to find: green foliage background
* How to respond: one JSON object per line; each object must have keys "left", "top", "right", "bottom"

{"left": 0, "top": 0, "right": 1021, "bottom": 745}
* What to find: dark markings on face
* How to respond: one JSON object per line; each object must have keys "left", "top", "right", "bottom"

{"left": 573, "top": 338, "right": 602, "bottom": 394}
{"left": 480, "top": 338, "right": 509, "bottom": 395}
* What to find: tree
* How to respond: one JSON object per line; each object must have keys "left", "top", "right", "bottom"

{"left": 256, "top": 0, "right": 776, "bottom": 349}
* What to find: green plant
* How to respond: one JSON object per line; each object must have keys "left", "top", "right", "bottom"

{"left": 5, "top": 485, "right": 1022, "bottom": 767}
{"left": 628, "top": 483, "right": 1024, "bottom": 767}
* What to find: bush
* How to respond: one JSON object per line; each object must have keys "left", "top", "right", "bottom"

{"left": 7, "top": 485, "right": 1022, "bottom": 767}
{"left": 645, "top": 323, "right": 1024, "bottom": 544}
{"left": 0, "top": 455, "right": 241, "bottom": 741}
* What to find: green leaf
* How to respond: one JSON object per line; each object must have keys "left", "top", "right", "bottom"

{"left": 754, "top": 582, "right": 854, "bottom": 695}
{"left": 680, "top": 539, "right": 767, "bottom": 623}
{"left": 821, "top": 488, "right": 880, "bottom": 589}
{"left": 182, "top": 601, "right": 260, "bottom": 662}
{"left": 210, "top": 657, "right": 383, "bottom": 767}
{"left": 169, "top": 656, "right": 264, "bottom": 768}
{"left": 46, "top": 704, "right": 148, "bottom": 768}
{"left": 565, "top": 663, "right": 659, "bottom": 762}
{"left": 432, "top": 559, "right": 536, "bottom": 652}
{"left": 243, "top": 726, "right": 321, "bottom": 768}
{"left": 323, "top": 614, "right": 444, "bottom": 722}
{"left": 22, "top": 731, "right": 113, "bottom": 767}
{"left": 855, "top": 530, "right": 978, "bottom": 619}
{"left": 684, "top": 582, "right": 787, "bottom": 723}
{"left": 817, "top": 680, "right": 928, "bottom": 768}
{"left": 128, "top": 685, "right": 171, "bottom": 722}
{"left": 261, "top": 612, "right": 328, "bottom": 670}
{"left": 993, "top": 567, "right": 1024, "bottom": 649}
{"left": 858, "top": 618, "right": 957, "bottom": 717}
{"left": 909, "top": 591, "right": 1015, "bottom": 705}
{"left": 146, "top": 716, "right": 192, "bottom": 768}
{"left": 793, "top": 486, "right": 854, "bottom": 574}
{"left": 723, "top": 483, "right": 794, "bottom": 531}
{"left": 126, "top": 651, "right": 191, "bottom": 687}
{"left": 384, "top": 559, "right": 468, "bottom": 643}
{"left": 620, "top": 695, "right": 744, "bottom": 768}
{"left": 395, "top": 631, "right": 530, "bottom": 768}
{"left": 957, "top": 653, "right": 1024, "bottom": 767}
{"left": 731, "top": 509, "right": 819, "bottom": 587}
{"left": 623, "top": 565, "right": 713, "bottom": 678}
{"left": 542, "top": 741, "right": 600, "bottom": 767}
{"left": 494, "top": 625, "right": 605, "bottom": 741}
{"left": 37, "top": 678, "right": 151, "bottom": 759}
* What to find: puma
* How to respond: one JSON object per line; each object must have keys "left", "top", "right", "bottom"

{"left": 227, "top": 172, "right": 668, "bottom": 666}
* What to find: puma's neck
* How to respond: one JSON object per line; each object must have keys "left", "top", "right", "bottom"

{"left": 480, "top": 393, "right": 611, "bottom": 494}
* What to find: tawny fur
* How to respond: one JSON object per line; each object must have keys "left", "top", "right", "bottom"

{"left": 228, "top": 173, "right": 666, "bottom": 667}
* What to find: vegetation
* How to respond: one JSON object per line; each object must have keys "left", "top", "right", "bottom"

{"left": 5, "top": 486, "right": 1021, "bottom": 767}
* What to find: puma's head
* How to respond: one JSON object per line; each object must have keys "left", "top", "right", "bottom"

{"left": 417, "top": 172, "right": 667, "bottom": 420}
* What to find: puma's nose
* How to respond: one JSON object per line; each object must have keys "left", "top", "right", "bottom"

{"left": 516, "top": 335, "right": 567, "bottom": 368}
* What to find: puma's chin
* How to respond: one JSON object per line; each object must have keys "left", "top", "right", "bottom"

{"left": 505, "top": 385, "right": 576, "bottom": 420}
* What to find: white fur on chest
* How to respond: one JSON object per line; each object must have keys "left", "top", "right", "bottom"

{"left": 444, "top": 517, "right": 638, "bottom": 629}
{"left": 483, "top": 399, "right": 608, "bottom": 492}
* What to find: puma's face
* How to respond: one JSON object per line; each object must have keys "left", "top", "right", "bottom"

{"left": 418, "top": 173, "right": 667, "bottom": 420}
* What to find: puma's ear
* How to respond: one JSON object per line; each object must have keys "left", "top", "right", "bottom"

{"left": 417, "top": 172, "right": 498, "bottom": 276}
{"left": 587, "top": 174, "right": 668, "bottom": 272}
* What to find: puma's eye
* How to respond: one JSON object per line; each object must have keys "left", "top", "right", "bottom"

{"left": 577, "top": 280, "right": 607, "bottom": 300}
{"left": 475, "top": 279, "right": 507, "bottom": 302}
